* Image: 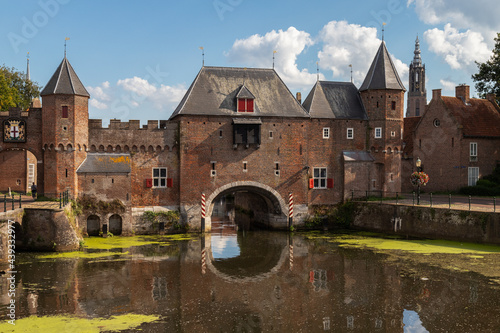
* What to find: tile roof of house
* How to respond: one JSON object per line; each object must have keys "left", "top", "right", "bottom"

{"left": 76, "top": 153, "right": 131, "bottom": 173}
{"left": 359, "top": 41, "right": 406, "bottom": 92}
{"left": 442, "top": 97, "right": 500, "bottom": 138}
{"left": 170, "top": 66, "right": 309, "bottom": 119}
{"left": 41, "top": 57, "right": 90, "bottom": 97}
{"left": 403, "top": 116, "right": 421, "bottom": 156}
{"left": 302, "top": 81, "right": 368, "bottom": 119}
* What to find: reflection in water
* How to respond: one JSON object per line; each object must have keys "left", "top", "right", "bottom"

{"left": 403, "top": 310, "right": 428, "bottom": 333}
{"left": 1, "top": 232, "right": 500, "bottom": 332}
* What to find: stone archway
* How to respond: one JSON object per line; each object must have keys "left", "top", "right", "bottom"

{"left": 86, "top": 215, "right": 100, "bottom": 236}
{"left": 109, "top": 214, "right": 122, "bottom": 235}
{"left": 205, "top": 181, "right": 289, "bottom": 231}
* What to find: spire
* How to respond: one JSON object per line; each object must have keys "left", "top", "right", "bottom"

{"left": 26, "top": 52, "right": 30, "bottom": 81}
{"left": 412, "top": 35, "right": 422, "bottom": 66}
{"left": 359, "top": 41, "right": 406, "bottom": 92}
{"left": 40, "top": 57, "right": 89, "bottom": 97}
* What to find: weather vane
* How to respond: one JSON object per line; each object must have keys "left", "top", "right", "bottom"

{"left": 199, "top": 47, "right": 204, "bottom": 67}
{"left": 64, "top": 37, "right": 70, "bottom": 57}
{"left": 273, "top": 50, "right": 277, "bottom": 69}
{"left": 382, "top": 22, "right": 386, "bottom": 41}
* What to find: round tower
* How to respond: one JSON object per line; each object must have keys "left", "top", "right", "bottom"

{"left": 40, "top": 57, "right": 89, "bottom": 198}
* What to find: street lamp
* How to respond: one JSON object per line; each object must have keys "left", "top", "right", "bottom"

{"left": 416, "top": 157, "right": 422, "bottom": 205}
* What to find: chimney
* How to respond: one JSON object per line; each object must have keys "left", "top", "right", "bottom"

{"left": 296, "top": 92, "right": 302, "bottom": 104}
{"left": 455, "top": 85, "right": 470, "bottom": 103}
{"left": 486, "top": 93, "right": 497, "bottom": 104}
{"left": 432, "top": 89, "right": 441, "bottom": 101}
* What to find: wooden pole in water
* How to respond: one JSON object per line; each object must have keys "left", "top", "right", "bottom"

{"left": 201, "top": 193, "right": 206, "bottom": 232}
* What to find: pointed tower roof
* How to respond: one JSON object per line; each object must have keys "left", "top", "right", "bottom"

{"left": 412, "top": 35, "right": 422, "bottom": 66}
{"left": 41, "top": 57, "right": 89, "bottom": 97}
{"left": 359, "top": 42, "right": 406, "bottom": 92}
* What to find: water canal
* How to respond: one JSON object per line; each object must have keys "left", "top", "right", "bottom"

{"left": 1, "top": 221, "right": 500, "bottom": 332}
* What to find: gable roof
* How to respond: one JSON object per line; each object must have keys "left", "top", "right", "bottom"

{"left": 170, "top": 66, "right": 309, "bottom": 119}
{"left": 76, "top": 153, "right": 131, "bottom": 173}
{"left": 442, "top": 97, "right": 500, "bottom": 138}
{"left": 236, "top": 85, "right": 256, "bottom": 99}
{"left": 359, "top": 42, "right": 406, "bottom": 92}
{"left": 41, "top": 57, "right": 90, "bottom": 97}
{"left": 303, "top": 81, "right": 367, "bottom": 119}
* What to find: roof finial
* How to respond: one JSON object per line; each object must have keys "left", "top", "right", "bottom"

{"left": 349, "top": 64, "right": 352, "bottom": 83}
{"left": 316, "top": 61, "right": 319, "bottom": 82}
{"left": 26, "top": 52, "right": 30, "bottom": 81}
{"left": 199, "top": 47, "right": 204, "bottom": 67}
{"left": 382, "top": 22, "right": 386, "bottom": 42}
{"left": 64, "top": 37, "right": 70, "bottom": 57}
{"left": 272, "top": 50, "right": 277, "bottom": 69}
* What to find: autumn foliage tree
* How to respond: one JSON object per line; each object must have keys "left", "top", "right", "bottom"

{"left": 0, "top": 65, "right": 40, "bottom": 111}
{"left": 472, "top": 33, "right": 500, "bottom": 104}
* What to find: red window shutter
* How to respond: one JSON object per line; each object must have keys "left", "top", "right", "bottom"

{"left": 62, "top": 106, "right": 68, "bottom": 118}
{"left": 309, "top": 178, "right": 314, "bottom": 189}
{"left": 167, "top": 178, "right": 173, "bottom": 188}
{"left": 146, "top": 179, "right": 152, "bottom": 188}
{"left": 327, "top": 178, "right": 334, "bottom": 188}
{"left": 247, "top": 99, "right": 254, "bottom": 112}
{"left": 238, "top": 99, "right": 246, "bottom": 112}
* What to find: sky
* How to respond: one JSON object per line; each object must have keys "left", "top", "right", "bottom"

{"left": 1, "top": 0, "right": 499, "bottom": 125}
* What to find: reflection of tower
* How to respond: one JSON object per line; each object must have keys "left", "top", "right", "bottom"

{"left": 407, "top": 36, "right": 427, "bottom": 117}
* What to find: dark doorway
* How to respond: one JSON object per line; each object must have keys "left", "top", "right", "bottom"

{"left": 87, "top": 215, "right": 100, "bottom": 236}
{"left": 109, "top": 214, "right": 122, "bottom": 235}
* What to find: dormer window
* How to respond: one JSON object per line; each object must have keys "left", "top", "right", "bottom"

{"left": 238, "top": 98, "right": 254, "bottom": 112}
{"left": 236, "top": 84, "right": 256, "bottom": 113}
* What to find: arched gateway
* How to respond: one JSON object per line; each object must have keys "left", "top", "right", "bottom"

{"left": 204, "top": 181, "right": 289, "bottom": 231}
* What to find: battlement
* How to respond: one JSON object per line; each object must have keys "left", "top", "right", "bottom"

{"left": 89, "top": 119, "right": 175, "bottom": 130}
{"left": 0, "top": 107, "right": 42, "bottom": 119}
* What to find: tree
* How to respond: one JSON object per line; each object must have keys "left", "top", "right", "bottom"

{"left": 0, "top": 65, "right": 40, "bottom": 111}
{"left": 472, "top": 33, "right": 500, "bottom": 104}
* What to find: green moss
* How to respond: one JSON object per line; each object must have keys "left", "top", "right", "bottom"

{"left": 37, "top": 251, "right": 130, "bottom": 260}
{"left": 83, "top": 236, "right": 162, "bottom": 250}
{"left": 0, "top": 313, "right": 160, "bottom": 333}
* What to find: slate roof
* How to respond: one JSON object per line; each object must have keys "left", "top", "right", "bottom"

{"left": 343, "top": 151, "right": 375, "bottom": 162}
{"left": 442, "top": 97, "right": 500, "bottom": 138}
{"left": 302, "top": 81, "right": 368, "bottom": 119}
{"left": 170, "top": 67, "right": 309, "bottom": 119}
{"left": 403, "top": 116, "right": 421, "bottom": 156}
{"left": 359, "top": 42, "right": 406, "bottom": 92}
{"left": 77, "top": 153, "right": 131, "bottom": 173}
{"left": 41, "top": 57, "right": 90, "bottom": 97}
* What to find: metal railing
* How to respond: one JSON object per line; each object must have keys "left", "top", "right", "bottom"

{"left": 1, "top": 194, "right": 22, "bottom": 213}
{"left": 349, "top": 190, "right": 497, "bottom": 213}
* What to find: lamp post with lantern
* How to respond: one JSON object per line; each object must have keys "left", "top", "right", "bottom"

{"left": 416, "top": 158, "right": 422, "bottom": 205}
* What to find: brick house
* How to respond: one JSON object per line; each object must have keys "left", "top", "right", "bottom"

{"left": 0, "top": 41, "right": 406, "bottom": 232}
{"left": 403, "top": 85, "right": 500, "bottom": 193}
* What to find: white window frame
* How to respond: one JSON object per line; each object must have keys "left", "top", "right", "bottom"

{"left": 153, "top": 167, "right": 167, "bottom": 188}
{"left": 313, "top": 167, "right": 327, "bottom": 189}
{"left": 374, "top": 127, "right": 382, "bottom": 138}
{"left": 323, "top": 127, "right": 330, "bottom": 139}
{"left": 347, "top": 128, "right": 354, "bottom": 139}
{"left": 470, "top": 142, "right": 477, "bottom": 161}
{"left": 468, "top": 167, "right": 479, "bottom": 186}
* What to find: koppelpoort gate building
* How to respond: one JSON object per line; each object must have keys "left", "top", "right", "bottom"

{"left": 0, "top": 41, "right": 409, "bottom": 234}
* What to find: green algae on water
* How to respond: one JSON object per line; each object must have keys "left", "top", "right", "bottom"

{"left": 0, "top": 313, "right": 160, "bottom": 333}
{"left": 37, "top": 251, "right": 130, "bottom": 260}
{"left": 83, "top": 236, "right": 163, "bottom": 250}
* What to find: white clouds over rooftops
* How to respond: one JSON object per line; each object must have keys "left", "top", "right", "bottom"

{"left": 226, "top": 21, "right": 408, "bottom": 91}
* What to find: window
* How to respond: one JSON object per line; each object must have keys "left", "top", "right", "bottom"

{"left": 62, "top": 106, "right": 68, "bottom": 118}
{"left": 374, "top": 127, "right": 382, "bottom": 138}
{"left": 470, "top": 142, "right": 477, "bottom": 161}
{"left": 468, "top": 167, "right": 479, "bottom": 186}
{"left": 347, "top": 128, "right": 354, "bottom": 139}
{"left": 243, "top": 161, "right": 247, "bottom": 172}
{"left": 234, "top": 124, "right": 260, "bottom": 145}
{"left": 238, "top": 98, "right": 254, "bottom": 112}
{"left": 269, "top": 131, "right": 273, "bottom": 139}
{"left": 313, "top": 168, "right": 327, "bottom": 189}
{"left": 391, "top": 131, "right": 396, "bottom": 137}
{"left": 391, "top": 101, "right": 396, "bottom": 110}
{"left": 153, "top": 167, "right": 167, "bottom": 187}
{"left": 323, "top": 128, "right": 330, "bottom": 139}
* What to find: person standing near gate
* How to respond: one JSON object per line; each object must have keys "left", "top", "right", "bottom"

{"left": 31, "top": 182, "right": 37, "bottom": 200}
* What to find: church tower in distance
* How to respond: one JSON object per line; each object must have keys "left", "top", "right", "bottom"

{"left": 406, "top": 36, "right": 427, "bottom": 117}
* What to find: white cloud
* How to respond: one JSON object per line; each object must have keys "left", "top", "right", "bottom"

{"left": 226, "top": 26, "right": 319, "bottom": 90}
{"left": 89, "top": 98, "right": 108, "bottom": 110}
{"left": 424, "top": 24, "right": 491, "bottom": 71}
{"left": 117, "top": 77, "right": 157, "bottom": 97}
{"left": 439, "top": 79, "right": 456, "bottom": 92}
{"left": 318, "top": 21, "right": 408, "bottom": 87}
